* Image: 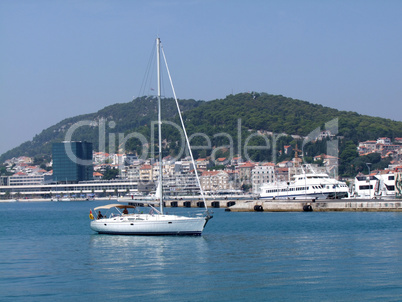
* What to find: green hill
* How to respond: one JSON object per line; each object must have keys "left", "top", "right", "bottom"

{"left": 1, "top": 92, "right": 401, "bottom": 177}
{"left": 0, "top": 96, "right": 202, "bottom": 163}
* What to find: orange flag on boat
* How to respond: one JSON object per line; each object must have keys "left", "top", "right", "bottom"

{"left": 89, "top": 209, "right": 94, "bottom": 220}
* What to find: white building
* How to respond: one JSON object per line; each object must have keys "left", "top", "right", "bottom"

{"left": 200, "top": 170, "right": 231, "bottom": 192}
{"left": 251, "top": 163, "right": 275, "bottom": 194}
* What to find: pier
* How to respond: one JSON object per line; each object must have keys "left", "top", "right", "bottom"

{"left": 127, "top": 196, "right": 402, "bottom": 212}
{"left": 2, "top": 196, "right": 401, "bottom": 212}
{"left": 226, "top": 199, "right": 402, "bottom": 212}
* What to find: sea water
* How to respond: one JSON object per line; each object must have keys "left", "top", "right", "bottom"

{"left": 0, "top": 201, "right": 401, "bottom": 301}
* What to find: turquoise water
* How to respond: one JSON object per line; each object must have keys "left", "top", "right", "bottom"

{"left": 0, "top": 201, "right": 401, "bottom": 301}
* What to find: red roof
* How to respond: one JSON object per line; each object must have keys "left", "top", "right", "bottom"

{"left": 13, "top": 172, "right": 27, "bottom": 176}
{"left": 202, "top": 170, "right": 223, "bottom": 176}
{"left": 239, "top": 162, "right": 255, "bottom": 168}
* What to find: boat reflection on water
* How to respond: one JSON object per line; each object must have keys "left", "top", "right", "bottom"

{"left": 88, "top": 233, "right": 209, "bottom": 283}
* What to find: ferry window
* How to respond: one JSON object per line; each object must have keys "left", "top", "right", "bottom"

{"left": 385, "top": 185, "right": 395, "bottom": 191}
{"left": 388, "top": 176, "right": 394, "bottom": 180}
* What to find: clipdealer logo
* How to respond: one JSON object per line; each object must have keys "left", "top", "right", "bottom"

{"left": 63, "top": 117, "right": 339, "bottom": 176}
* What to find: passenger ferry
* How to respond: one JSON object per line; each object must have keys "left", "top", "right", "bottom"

{"left": 351, "top": 172, "right": 396, "bottom": 199}
{"left": 259, "top": 167, "right": 349, "bottom": 200}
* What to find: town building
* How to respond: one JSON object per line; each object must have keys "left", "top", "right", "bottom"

{"left": 358, "top": 137, "right": 402, "bottom": 157}
{"left": 200, "top": 170, "right": 231, "bottom": 192}
{"left": 238, "top": 162, "right": 255, "bottom": 185}
{"left": 251, "top": 163, "right": 275, "bottom": 193}
{"left": 52, "top": 141, "right": 93, "bottom": 183}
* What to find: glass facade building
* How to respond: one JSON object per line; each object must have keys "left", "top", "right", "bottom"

{"left": 52, "top": 142, "right": 93, "bottom": 183}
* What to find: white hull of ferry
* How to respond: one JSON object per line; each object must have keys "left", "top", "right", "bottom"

{"left": 260, "top": 190, "right": 346, "bottom": 200}
{"left": 259, "top": 172, "right": 349, "bottom": 200}
{"left": 90, "top": 214, "right": 208, "bottom": 235}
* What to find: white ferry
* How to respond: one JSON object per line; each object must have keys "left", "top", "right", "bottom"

{"left": 259, "top": 168, "right": 349, "bottom": 200}
{"left": 351, "top": 172, "right": 396, "bottom": 199}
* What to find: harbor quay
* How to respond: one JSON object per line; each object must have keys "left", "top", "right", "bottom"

{"left": 126, "top": 196, "right": 402, "bottom": 212}
{"left": 227, "top": 198, "right": 402, "bottom": 212}
{"left": 1, "top": 195, "right": 401, "bottom": 212}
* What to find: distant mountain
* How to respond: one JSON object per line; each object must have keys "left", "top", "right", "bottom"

{"left": 1, "top": 92, "right": 402, "bottom": 169}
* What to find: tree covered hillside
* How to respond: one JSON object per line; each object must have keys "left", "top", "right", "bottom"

{"left": 0, "top": 97, "right": 201, "bottom": 163}
{"left": 181, "top": 92, "right": 402, "bottom": 142}
{"left": 1, "top": 92, "right": 401, "bottom": 178}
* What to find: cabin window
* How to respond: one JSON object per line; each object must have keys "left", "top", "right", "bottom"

{"left": 385, "top": 185, "right": 395, "bottom": 191}
{"left": 359, "top": 185, "right": 373, "bottom": 190}
{"left": 389, "top": 176, "right": 395, "bottom": 180}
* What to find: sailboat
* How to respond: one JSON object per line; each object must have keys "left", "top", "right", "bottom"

{"left": 89, "top": 38, "right": 213, "bottom": 235}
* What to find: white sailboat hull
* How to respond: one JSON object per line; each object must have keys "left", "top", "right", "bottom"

{"left": 90, "top": 214, "right": 208, "bottom": 235}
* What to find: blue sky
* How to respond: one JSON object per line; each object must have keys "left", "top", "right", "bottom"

{"left": 1, "top": 0, "right": 401, "bottom": 156}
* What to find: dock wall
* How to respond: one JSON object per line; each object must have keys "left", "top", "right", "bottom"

{"left": 227, "top": 199, "right": 402, "bottom": 212}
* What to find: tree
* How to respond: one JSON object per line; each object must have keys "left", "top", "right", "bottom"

{"left": 102, "top": 168, "right": 120, "bottom": 180}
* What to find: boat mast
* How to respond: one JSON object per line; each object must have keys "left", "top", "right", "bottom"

{"left": 157, "top": 37, "right": 163, "bottom": 214}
